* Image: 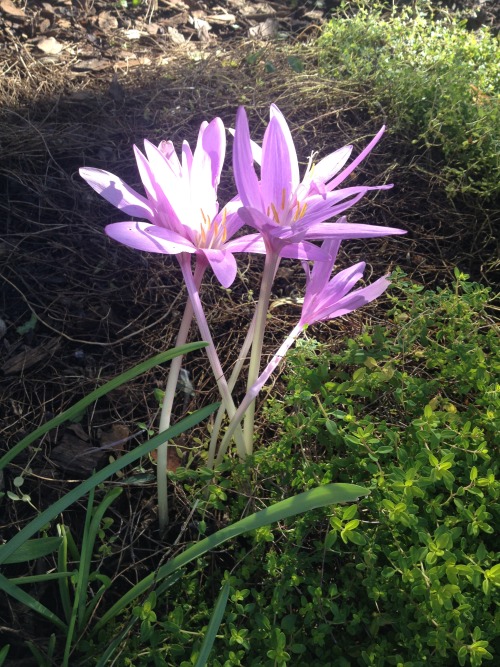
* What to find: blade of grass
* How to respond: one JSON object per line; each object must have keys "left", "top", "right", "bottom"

{"left": 9, "top": 572, "right": 73, "bottom": 585}
{"left": 194, "top": 581, "right": 230, "bottom": 667}
{"left": 63, "top": 488, "right": 122, "bottom": 667}
{"left": 0, "top": 342, "right": 207, "bottom": 469}
{"left": 94, "top": 483, "right": 368, "bottom": 632}
{"left": 0, "top": 572, "right": 67, "bottom": 631}
{"left": 0, "top": 645, "right": 10, "bottom": 667}
{"left": 0, "top": 402, "right": 218, "bottom": 567}
{"left": 77, "top": 488, "right": 122, "bottom": 631}
{"left": 57, "top": 525, "right": 73, "bottom": 624}
{"left": 0, "top": 536, "right": 62, "bottom": 564}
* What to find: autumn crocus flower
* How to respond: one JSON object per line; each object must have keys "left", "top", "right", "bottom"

{"left": 299, "top": 239, "right": 390, "bottom": 326}
{"left": 79, "top": 117, "right": 263, "bottom": 288}
{"left": 233, "top": 104, "right": 405, "bottom": 253}
{"left": 232, "top": 104, "right": 405, "bottom": 453}
{"left": 215, "top": 239, "right": 390, "bottom": 464}
{"left": 80, "top": 117, "right": 254, "bottom": 530}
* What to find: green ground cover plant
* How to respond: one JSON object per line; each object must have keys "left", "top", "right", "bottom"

{"left": 318, "top": 1, "right": 500, "bottom": 201}
{"left": 107, "top": 269, "right": 499, "bottom": 666}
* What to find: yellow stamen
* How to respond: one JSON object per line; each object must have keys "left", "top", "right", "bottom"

{"left": 281, "top": 188, "right": 286, "bottom": 210}
{"left": 270, "top": 203, "right": 280, "bottom": 224}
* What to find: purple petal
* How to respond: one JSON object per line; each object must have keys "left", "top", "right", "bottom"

{"left": 203, "top": 248, "right": 237, "bottom": 288}
{"left": 299, "top": 185, "right": 392, "bottom": 229}
{"left": 305, "top": 221, "right": 406, "bottom": 239}
{"left": 201, "top": 117, "right": 226, "bottom": 188}
{"left": 233, "top": 107, "right": 262, "bottom": 210}
{"left": 313, "top": 145, "right": 353, "bottom": 183}
{"left": 224, "top": 233, "right": 267, "bottom": 254}
{"left": 261, "top": 107, "right": 299, "bottom": 214}
{"left": 157, "top": 140, "right": 182, "bottom": 176}
{"left": 237, "top": 206, "right": 275, "bottom": 235}
{"left": 182, "top": 140, "right": 193, "bottom": 173}
{"left": 79, "top": 168, "right": 154, "bottom": 221}
{"left": 279, "top": 241, "right": 329, "bottom": 261}
{"left": 309, "top": 239, "right": 341, "bottom": 288}
{"left": 330, "top": 276, "right": 390, "bottom": 317}
{"left": 326, "top": 126, "right": 386, "bottom": 191}
{"left": 323, "top": 262, "right": 367, "bottom": 302}
{"left": 141, "top": 140, "right": 189, "bottom": 227}
{"left": 105, "top": 221, "right": 196, "bottom": 254}
{"left": 133, "top": 144, "right": 161, "bottom": 206}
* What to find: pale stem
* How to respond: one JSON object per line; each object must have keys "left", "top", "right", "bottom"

{"left": 157, "top": 257, "right": 205, "bottom": 534}
{"left": 206, "top": 310, "right": 257, "bottom": 469}
{"left": 216, "top": 322, "right": 304, "bottom": 466}
{"left": 243, "top": 251, "right": 281, "bottom": 454}
{"left": 179, "top": 255, "right": 247, "bottom": 458}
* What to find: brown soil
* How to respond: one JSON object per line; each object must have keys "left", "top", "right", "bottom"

{"left": 0, "top": 1, "right": 498, "bottom": 662}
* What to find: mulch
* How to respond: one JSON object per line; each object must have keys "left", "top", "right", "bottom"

{"left": 0, "top": 1, "right": 498, "bottom": 660}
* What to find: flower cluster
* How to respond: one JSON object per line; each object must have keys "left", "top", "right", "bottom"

{"left": 80, "top": 104, "right": 405, "bottom": 527}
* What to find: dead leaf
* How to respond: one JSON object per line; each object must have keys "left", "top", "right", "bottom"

{"left": 123, "top": 29, "right": 144, "bottom": 40}
{"left": 240, "top": 2, "right": 276, "bottom": 20}
{"left": 36, "top": 37, "right": 64, "bottom": 55}
{"left": 207, "top": 13, "right": 236, "bottom": 25}
{"left": 98, "top": 11, "right": 118, "bottom": 31}
{"left": 72, "top": 58, "right": 112, "bottom": 72}
{"left": 150, "top": 446, "right": 182, "bottom": 473}
{"left": 37, "top": 18, "right": 51, "bottom": 33}
{"left": 0, "top": 0, "right": 25, "bottom": 19}
{"left": 98, "top": 423, "right": 130, "bottom": 449}
{"left": 2, "top": 338, "right": 60, "bottom": 375}
{"left": 249, "top": 18, "right": 278, "bottom": 39}
{"left": 66, "top": 423, "right": 89, "bottom": 441}
{"left": 167, "top": 25, "right": 185, "bottom": 44}
{"left": 51, "top": 432, "right": 106, "bottom": 476}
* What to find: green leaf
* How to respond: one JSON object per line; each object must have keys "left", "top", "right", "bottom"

{"left": 93, "top": 483, "right": 369, "bottom": 632}
{"left": 287, "top": 55, "right": 304, "bottom": 72}
{"left": 0, "top": 645, "right": 10, "bottom": 667}
{"left": 16, "top": 313, "right": 37, "bottom": 335}
{"left": 0, "top": 537, "right": 62, "bottom": 564}
{"left": 0, "top": 572, "right": 66, "bottom": 631}
{"left": 0, "top": 342, "right": 208, "bottom": 470}
{"left": 194, "top": 582, "right": 230, "bottom": 667}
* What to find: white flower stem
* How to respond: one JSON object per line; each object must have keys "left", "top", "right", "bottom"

{"left": 206, "top": 310, "right": 257, "bottom": 468}
{"left": 243, "top": 252, "right": 280, "bottom": 454}
{"left": 179, "top": 255, "right": 247, "bottom": 459}
{"left": 216, "top": 322, "right": 304, "bottom": 466}
{"left": 157, "top": 257, "right": 205, "bottom": 535}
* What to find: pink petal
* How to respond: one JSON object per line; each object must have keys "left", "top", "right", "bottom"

{"left": 202, "top": 248, "right": 237, "bottom": 288}
{"left": 279, "top": 241, "right": 329, "bottom": 261}
{"left": 79, "top": 168, "right": 154, "bottom": 221}
{"left": 326, "top": 126, "right": 386, "bottom": 191}
{"left": 313, "top": 145, "right": 353, "bottom": 182}
{"left": 133, "top": 145, "right": 161, "bottom": 206}
{"left": 105, "top": 221, "right": 196, "bottom": 254}
{"left": 157, "top": 140, "right": 182, "bottom": 176}
{"left": 308, "top": 239, "right": 341, "bottom": 288}
{"left": 201, "top": 117, "right": 226, "bottom": 188}
{"left": 182, "top": 140, "right": 193, "bottom": 173}
{"left": 261, "top": 108, "right": 299, "bottom": 215}
{"left": 224, "top": 233, "right": 267, "bottom": 254}
{"left": 305, "top": 221, "right": 406, "bottom": 239}
{"left": 331, "top": 276, "right": 390, "bottom": 317}
{"left": 233, "top": 107, "right": 262, "bottom": 210}
{"left": 142, "top": 140, "right": 188, "bottom": 225}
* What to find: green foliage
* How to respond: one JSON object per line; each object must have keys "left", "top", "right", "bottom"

{"left": 318, "top": 1, "right": 500, "bottom": 201}
{"left": 114, "top": 270, "right": 498, "bottom": 666}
